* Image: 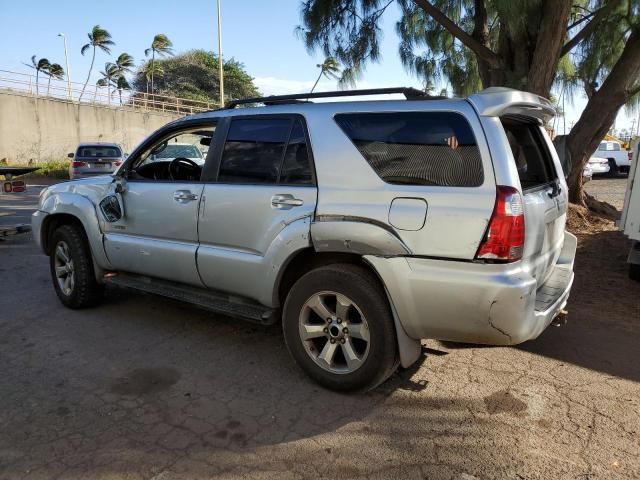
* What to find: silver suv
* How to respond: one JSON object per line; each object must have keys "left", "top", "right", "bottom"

{"left": 32, "top": 87, "right": 576, "bottom": 391}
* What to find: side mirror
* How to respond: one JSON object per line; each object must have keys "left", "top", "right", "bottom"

{"left": 99, "top": 195, "right": 123, "bottom": 222}
{"left": 67, "top": 152, "right": 74, "bottom": 158}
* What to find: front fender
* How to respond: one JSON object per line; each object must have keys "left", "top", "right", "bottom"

{"left": 39, "top": 192, "right": 112, "bottom": 270}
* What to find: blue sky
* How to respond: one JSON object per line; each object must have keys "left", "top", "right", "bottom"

{"left": 0, "top": 0, "right": 634, "bottom": 132}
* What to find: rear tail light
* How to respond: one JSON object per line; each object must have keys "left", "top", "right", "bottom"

{"left": 71, "top": 161, "right": 87, "bottom": 168}
{"left": 114, "top": 161, "right": 122, "bottom": 167}
{"left": 3, "top": 180, "right": 26, "bottom": 193}
{"left": 475, "top": 185, "right": 525, "bottom": 262}
{"left": 629, "top": 151, "right": 633, "bottom": 161}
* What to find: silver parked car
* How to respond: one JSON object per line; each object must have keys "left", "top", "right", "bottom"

{"left": 68, "top": 143, "right": 125, "bottom": 179}
{"left": 33, "top": 87, "right": 576, "bottom": 391}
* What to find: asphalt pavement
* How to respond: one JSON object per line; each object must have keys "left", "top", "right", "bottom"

{"left": 0, "top": 180, "right": 638, "bottom": 479}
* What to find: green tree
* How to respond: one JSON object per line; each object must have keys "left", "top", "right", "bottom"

{"left": 298, "top": 0, "right": 640, "bottom": 205}
{"left": 311, "top": 57, "right": 341, "bottom": 92}
{"left": 80, "top": 25, "right": 115, "bottom": 101}
{"left": 25, "top": 56, "right": 50, "bottom": 96}
{"left": 139, "top": 61, "right": 165, "bottom": 94}
{"left": 44, "top": 63, "right": 65, "bottom": 96}
{"left": 131, "top": 49, "right": 260, "bottom": 105}
{"left": 144, "top": 34, "right": 174, "bottom": 94}
{"left": 98, "top": 62, "right": 119, "bottom": 105}
{"left": 115, "top": 76, "right": 131, "bottom": 105}
{"left": 114, "top": 52, "right": 135, "bottom": 76}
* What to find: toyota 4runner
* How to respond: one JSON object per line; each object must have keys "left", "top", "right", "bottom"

{"left": 32, "top": 87, "right": 576, "bottom": 391}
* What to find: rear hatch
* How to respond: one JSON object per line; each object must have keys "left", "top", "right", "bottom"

{"left": 501, "top": 117, "right": 566, "bottom": 284}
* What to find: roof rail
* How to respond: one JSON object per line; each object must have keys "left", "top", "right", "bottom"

{"left": 223, "top": 87, "right": 440, "bottom": 109}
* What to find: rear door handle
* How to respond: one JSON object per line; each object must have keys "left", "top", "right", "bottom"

{"left": 271, "top": 194, "right": 304, "bottom": 209}
{"left": 173, "top": 190, "right": 199, "bottom": 202}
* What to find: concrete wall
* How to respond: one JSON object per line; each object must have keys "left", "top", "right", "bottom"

{"left": 0, "top": 92, "right": 182, "bottom": 164}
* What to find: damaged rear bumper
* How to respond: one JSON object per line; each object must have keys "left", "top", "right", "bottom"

{"left": 365, "top": 231, "right": 577, "bottom": 346}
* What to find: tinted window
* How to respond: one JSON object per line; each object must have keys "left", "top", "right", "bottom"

{"left": 279, "top": 119, "right": 313, "bottom": 185}
{"left": 219, "top": 118, "right": 291, "bottom": 184}
{"left": 598, "top": 142, "right": 607, "bottom": 151}
{"left": 78, "top": 146, "right": 121, "bottom": 158}
{"left": 501, "top": 118, "right": 556, "bottom": 190}
{"left": 334, "top": 112, "right": 483, "bottom": 187}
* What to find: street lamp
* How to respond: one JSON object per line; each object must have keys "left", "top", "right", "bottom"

{"left": 217, "top": 0, "right": 224, "bottom": 107}
{"left": 58, "top": 33, "right": 72, "bottom": 100}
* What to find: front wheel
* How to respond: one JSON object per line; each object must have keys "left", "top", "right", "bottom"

{"left": 282, "top": 264, "right": 398, "bottom": 392}
{"left": 50, "top": 224, "right": 103, "bottom": 308}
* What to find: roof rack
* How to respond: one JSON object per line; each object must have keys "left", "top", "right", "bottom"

{"left": 223, "top": 87, "right": 440, "bottom": 109}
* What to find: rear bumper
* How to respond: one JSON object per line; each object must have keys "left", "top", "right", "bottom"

{"left": 365, "top": 231, "right": 577, "bottom": 345}
{"left": 590, "top": 163, "right": 610, "bottom": 174}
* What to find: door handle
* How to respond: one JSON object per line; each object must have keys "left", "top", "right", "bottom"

{"left": 173, "top": 190, "right": 199, "bottom": 202}
{"left": 271, "top": 194, "right": 304, "bottom": 209}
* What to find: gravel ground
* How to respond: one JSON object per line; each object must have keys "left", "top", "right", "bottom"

{"left": 0, "top": 182, "right": 638, "bottom": 479}
{"left": 584, "top": 177, "right": 629, "bottom": 210}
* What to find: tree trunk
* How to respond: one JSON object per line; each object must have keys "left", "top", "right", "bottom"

{"left": 566, "top": 29, "right": 640, "bottom": 205}
{"left": 310, "top": 69, "right": 323, "bottom": 93}
{"left": 150, "top": 51, "right": 155, "bottom": 95}
{"left": 80, "top": 47, "right": 96, "bottom": 102}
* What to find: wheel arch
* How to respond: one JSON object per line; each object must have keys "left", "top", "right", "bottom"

{"left": 39, "top": 192, "right": 112, "bottom": 274}
{"left": 275, "top": 248, "right": 422, "bottom": 368}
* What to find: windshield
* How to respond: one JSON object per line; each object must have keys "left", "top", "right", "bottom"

{"left": 77, "top": 146, "right": 121, "bottom": 158}
{"left": 154, "top": 144, "right": 203, "bottom": 159}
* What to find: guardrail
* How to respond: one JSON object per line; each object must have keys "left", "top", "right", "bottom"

{"left": 0, "top": 69, "right": 217, "bottom": 115}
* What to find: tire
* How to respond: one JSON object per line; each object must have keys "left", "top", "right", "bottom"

{"left": 282, "top": 263, "right": 398, "bottom": 392}
{"left": 50, "top": 224, "right": 103, "bottom": 308}
{"left": 630, "top": 263, "right": 640, "bottom": 282}
{"left": 608, "top": 158, "right": 619, "bottom": 177}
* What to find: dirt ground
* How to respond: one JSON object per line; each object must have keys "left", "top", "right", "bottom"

{"left": 0, "top": 179, "right": 638, "bottom": 479}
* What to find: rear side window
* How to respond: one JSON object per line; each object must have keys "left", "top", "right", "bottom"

{"left": 334, "top": 112, "right": 484, "bottom": 187}
{"left": 280, "top": 119, "right": 313, "bottom": 185}
{"left": 218, "top": 117, "right": 313, "bottom": 185}
{"left": 501, "top": 118, "right": 556, "bottom": 190}
{"left": 78, "top": 146, "right": 121, "bottom": 158}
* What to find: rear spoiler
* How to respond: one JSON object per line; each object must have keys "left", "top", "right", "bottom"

{"left": 467, "top": 87, "right": 556, "bottom": 122}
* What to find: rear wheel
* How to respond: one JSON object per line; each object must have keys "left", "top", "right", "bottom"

{"left": 608, "top": 158, "right": 619, "bottom": 177}
{"left": 50, "top": 224, "right": 103, "bottom": 308}
{"left": 282, "top": 263, "right": 398, "bottom": 392}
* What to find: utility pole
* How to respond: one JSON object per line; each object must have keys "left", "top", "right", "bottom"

{"left": 217, "top": 0, "right": 224, "bottom": 107}
{"left": 58, "top": 33, "right": 72, "bottom": 100}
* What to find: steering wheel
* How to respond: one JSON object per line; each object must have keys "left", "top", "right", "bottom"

{"left": 168, "top": 157, "right": 200, "bottom": 181}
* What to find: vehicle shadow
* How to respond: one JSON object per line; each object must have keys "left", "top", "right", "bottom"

{"left": 518, "top": 228, "right": 640, "bottom": 383}
{"left": 443, "top": 229, "right": 640, "bottom": 383}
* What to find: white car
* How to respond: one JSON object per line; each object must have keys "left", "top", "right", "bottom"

{"left": 596, "top": 141, "right": 631, "bottom": 175}
{"left": 588, "top": 156, "right": 611, "bottom": 175}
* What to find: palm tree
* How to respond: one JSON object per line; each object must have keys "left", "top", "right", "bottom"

{"left": 114, "top": 53, "right": 134, "bottom": 75}
{"left": 140, "top": 60, "right": 164, "bottom": 95}
{"left": 44, "top": 63, "right": 65, "bottom": 96}
{"left": 144, "top": 34, "right": 173, "bottom": 94}
{"left": 79, "top": 25, "right": 115, "bottom": 101}
{"left": 24, "top": 56, "right": 50, "bottom": 96}
{"left": 94, "top": 78, "right": 108, "bottom": 102}
{"left": 310, "top": 57, "right": 340, "bottom": 93}
{"left": 98, "top": 62, "right": 119, "bottom": 105}
{"left": 115, "top": 76, "right": 130, "bottom": 105}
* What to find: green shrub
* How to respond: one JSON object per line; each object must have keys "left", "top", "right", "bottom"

{"left": 12, "top": 160, "right": 70, "bottom": 180}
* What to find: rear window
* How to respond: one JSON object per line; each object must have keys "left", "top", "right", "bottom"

{"left": 501, "top": 118, "right": 557, "bottom": 190}
{"left": 334, "top": 112, "right": 484, "bottom": 187}
{"left": 77, "top": 146, "right": 121, "bottom": 158}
